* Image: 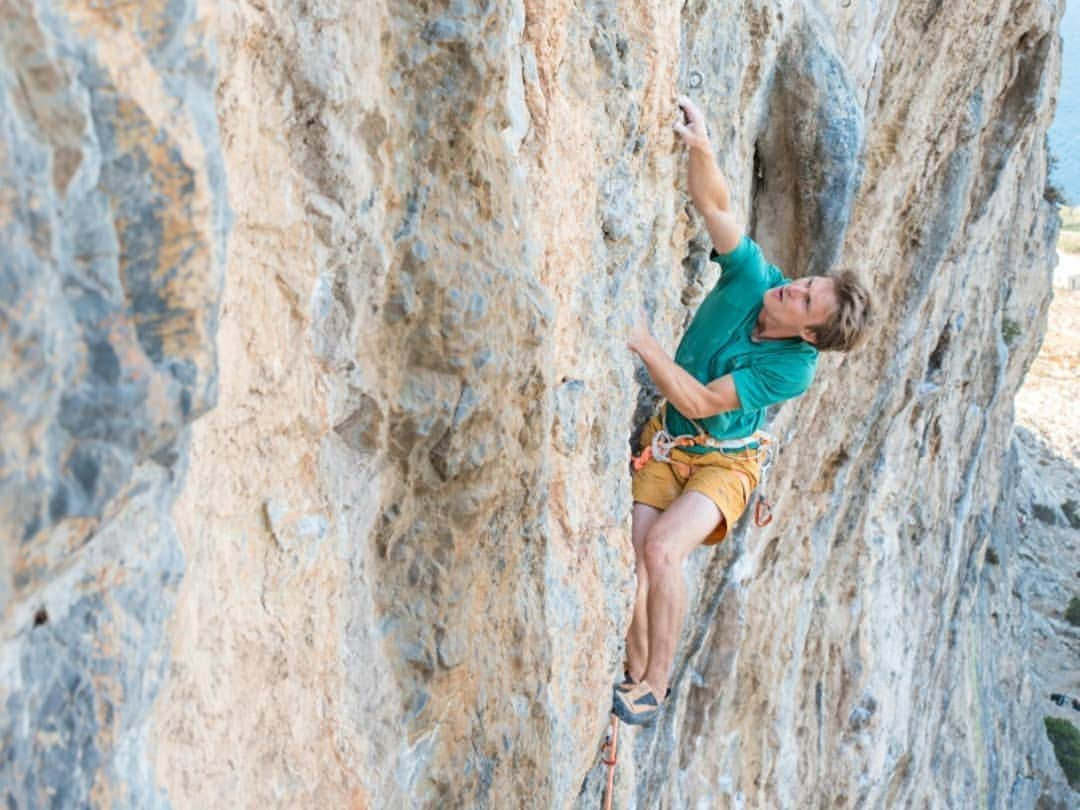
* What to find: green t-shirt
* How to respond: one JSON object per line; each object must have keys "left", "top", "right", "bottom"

{"left": 666, "top": 235, "right": 818, "bottom": 451}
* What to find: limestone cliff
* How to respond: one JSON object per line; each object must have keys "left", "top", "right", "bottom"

{"left": 1, "top": 0, "right": 1074, "bottom": 807}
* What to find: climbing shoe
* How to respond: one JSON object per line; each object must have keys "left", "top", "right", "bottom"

{"left": 612, "top": 680, "right": 665, "bottom": 726}
{"left": 613, "top": 669, "right": 637, "bottom": 694}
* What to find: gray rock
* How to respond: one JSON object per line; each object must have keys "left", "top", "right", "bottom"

{"left": 0, "top": 0, "right": 226, "bottom": 805}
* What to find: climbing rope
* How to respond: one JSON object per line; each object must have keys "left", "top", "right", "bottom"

{"left": 601, "top": 714, "right": 619, "bottom": 810}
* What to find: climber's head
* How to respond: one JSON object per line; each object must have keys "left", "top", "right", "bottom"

{"left": 758, "top": 270, "right": 871, "bottom": 351}
{"left": 804, "top": 270, "right": 872, "bottom": 352}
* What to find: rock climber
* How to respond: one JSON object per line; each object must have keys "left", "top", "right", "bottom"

{"left": 612, "top": 96, "right": 873, "bottom": 725}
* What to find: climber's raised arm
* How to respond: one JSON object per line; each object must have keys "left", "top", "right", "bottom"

{"left": 700, "top": 209, "right": 743, "bottom": 257}
{"left": 674, "top": 96, "right": 743, "bottom": 254}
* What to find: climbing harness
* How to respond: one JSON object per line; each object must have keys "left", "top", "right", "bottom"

{"left": 632, "top": 404, "right": 777, "bottom": 528}
{"left": 631, "top": 407, "right": 772, "bottom": 468}
{"left": 601, "top": 714, "right": 619, "bottom": 810}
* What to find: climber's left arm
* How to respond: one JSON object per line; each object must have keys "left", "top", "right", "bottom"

{"left": 628, "top": 318, "right": 741, "bottom": 417}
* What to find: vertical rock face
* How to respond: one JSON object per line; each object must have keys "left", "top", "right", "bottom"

{"left": 0, "top": 0, "right": 227, "bottom": 806}
{"left": 1, "top": 1, "right": 1074, "bottom": 808}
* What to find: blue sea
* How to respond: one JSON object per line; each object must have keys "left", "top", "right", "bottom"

{"left": 1049, "top": 1, "right": 1080, "bottom": 204}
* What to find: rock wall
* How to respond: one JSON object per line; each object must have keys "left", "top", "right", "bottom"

{"left": 0, "top": 0, "right": 226, "bottom": 806}
{"left": 1, "top": 0, "right": 1074, "bottom": 807}
{"left": 1013, "top": 288, "right": 1080, "bottom": 759}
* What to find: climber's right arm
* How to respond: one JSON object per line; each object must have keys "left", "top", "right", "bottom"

{"left": 674, "top": 96, "right": 743, "bottom": 254}
{"left": 700, "top": 209, "right": 743, "bottom": 256}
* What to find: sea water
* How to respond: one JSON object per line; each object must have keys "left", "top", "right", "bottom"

{"left": 1049, "top": 1, "right": 1080, "bottom": 204}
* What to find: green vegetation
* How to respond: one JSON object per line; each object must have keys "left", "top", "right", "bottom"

{"left": 985, "top": 547, "right": 999, "bottom": 565}
{"left": 1045, "top": 716, "right": 1080, "bottom": 788}
{"left": 1060, "top": 232, "right": 1080, "bottom": 254}
{"left": 1047, "top": 182, "right": 1069, "bottom": 207}
{"left": 1066, "top": 596, "right": 1080, "bottom": 627}
{"left": 1060, "top": 207, "right": 1080, "bottom": 231}
{"left": 1001, "top": 317, "right": 1021, "bottom": 347}
{"left": 1046, "top": 150, "right": 1070, "bottom": 207}
{"left": 1032, "top": 503, "right": 1058, "bottom": 525}
{"left": 1060, "top": 207, "right": 1080, "bottom": 255}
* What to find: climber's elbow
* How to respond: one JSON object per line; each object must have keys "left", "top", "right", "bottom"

{"left": 692, "top": 375, "right": 740, "bottom": 418}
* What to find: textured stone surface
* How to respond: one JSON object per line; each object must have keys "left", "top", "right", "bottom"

{"left": 2, "top": 0, "right": 1077, "bottom": 807}
{"left": 0, "top": 0, "right": 226, "bottom": 806}
{"left": 1012, "top": 289, "right": 1080, "bottom": 746}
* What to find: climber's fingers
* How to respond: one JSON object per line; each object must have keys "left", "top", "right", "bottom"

{"left": 674, "top": 96, "right": 707, "bottom": 145}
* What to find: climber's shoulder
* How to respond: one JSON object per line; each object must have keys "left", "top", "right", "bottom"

{"left": 700, "top": 208, "right": 742, "bottom": 255}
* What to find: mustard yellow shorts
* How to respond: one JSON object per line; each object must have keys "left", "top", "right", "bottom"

{"left": 631, "top": 416, "right": 762, "bottom": 545}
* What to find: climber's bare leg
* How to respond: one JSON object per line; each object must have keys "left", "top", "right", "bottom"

{"left": 641, "top": 491, "right": 722, "bottom": 697}
{"left": 625, "top": 502, "right": 662, "bottom": 681}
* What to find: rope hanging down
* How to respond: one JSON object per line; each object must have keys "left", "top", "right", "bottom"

{"left": 601, "top": 714, "right": 619, "bottom": 810}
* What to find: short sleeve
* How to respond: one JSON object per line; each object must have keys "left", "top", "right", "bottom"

{"left": 730, "top": 353, "right": 817, "bottom": 412}
{"left": 709, "top": 235, "right": 787, "bottom": 291}
{"left": 709, "top": 235, "right": 763, "bottom": 280}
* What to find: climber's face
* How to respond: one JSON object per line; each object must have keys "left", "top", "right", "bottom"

{"left": 760, "top": 276, "right": 838, "bottom": 344}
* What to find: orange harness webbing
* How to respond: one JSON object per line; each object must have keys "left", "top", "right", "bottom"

{"left": 631, "top": 439, "right": 696, "bottom": 472}
{"left": 632, "top": 413, "right": 776, "bottom": 528}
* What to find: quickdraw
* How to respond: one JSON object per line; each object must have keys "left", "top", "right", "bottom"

{"left": 754, "top": 496, "right": 774, "bottom": 527}
{"left": 630, "top": 428, "right": 697, "bottom": 471}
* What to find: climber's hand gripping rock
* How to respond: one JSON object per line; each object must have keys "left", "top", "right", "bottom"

{"left": 673, "top": 95, "right": 709, "bottom": 150}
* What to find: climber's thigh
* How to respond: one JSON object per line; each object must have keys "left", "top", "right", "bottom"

{"left": 642, "top": 491, "right": 722, "bottom": 562}
{"left": 682, "top": 458, "right": 759, "bottom": 546}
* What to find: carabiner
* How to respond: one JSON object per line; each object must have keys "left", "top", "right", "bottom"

{"left": 754, "top": 496, "right": 774, "bottom": 527}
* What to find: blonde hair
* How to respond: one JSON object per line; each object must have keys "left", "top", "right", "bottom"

{"left": 810, "top": 270, "right": 872, "bottom": 352}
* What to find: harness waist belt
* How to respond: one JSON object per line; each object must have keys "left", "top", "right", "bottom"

{"left": 649, "top": 427, "right": 767, "bottom": 463}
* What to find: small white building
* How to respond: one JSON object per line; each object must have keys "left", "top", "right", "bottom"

{"left": 1054, "top": 251, "right": 1080, "bottom": 290}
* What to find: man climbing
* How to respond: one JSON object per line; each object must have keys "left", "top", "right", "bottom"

{"left": 612, "top": 97, "right": 872, "bottom": 725}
